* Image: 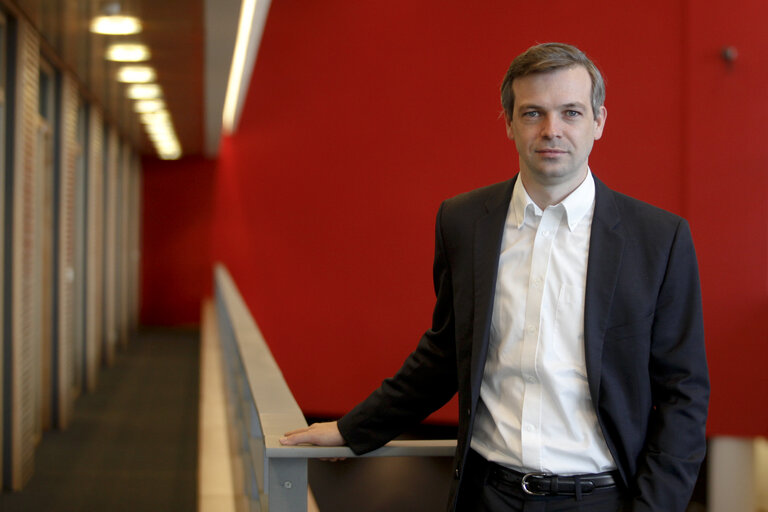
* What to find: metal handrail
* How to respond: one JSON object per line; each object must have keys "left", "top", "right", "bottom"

{"left": 213, "top": 263, "right": 456, "bottom": 512}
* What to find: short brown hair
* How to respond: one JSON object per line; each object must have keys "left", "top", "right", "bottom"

{"left": 500, "top": 42, "right": 606, "bottom": 120}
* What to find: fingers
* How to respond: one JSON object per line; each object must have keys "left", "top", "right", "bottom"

{"left": 282, "top": 427, "right": 312, "bottom": 438}
{"left": 279, "top": 429, "right": 314, "bottom": 446}
{"left": 279, "top": 421, "right": 344, "bottom": 447}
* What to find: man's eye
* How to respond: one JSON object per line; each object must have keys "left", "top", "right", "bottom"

{"left": 565, "top": 110, "right": 581, "bottom": 117}
{"left": 522, "top": 111, "right": 539, "bottom": 118}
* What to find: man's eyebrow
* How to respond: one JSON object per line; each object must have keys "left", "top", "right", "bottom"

{"left": 516, "top": 103, "right": 544, "bottom": 111}
{"left": 517, "top": 101, "right": 588, "bottom": 111}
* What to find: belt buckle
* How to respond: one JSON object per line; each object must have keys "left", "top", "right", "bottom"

{"left": 521, "top": 472, "right": 549, "bottom": 496}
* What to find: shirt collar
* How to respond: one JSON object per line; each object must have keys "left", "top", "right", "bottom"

{"left": 511, "top": 170, "right": 596, "bottom": 232}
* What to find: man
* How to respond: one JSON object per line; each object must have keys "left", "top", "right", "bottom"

{"left": 281, "top": 43, "right": 709, "bottom": 512}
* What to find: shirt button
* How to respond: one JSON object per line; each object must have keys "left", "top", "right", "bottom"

{"left": 533, "top": 277, "right": 543, "bottom": 288}
{"left": 526, "top": 375, "right": 536, "bottom": 383}
{"left": 526, "top": 324, "right": 536, "bottom": 334}
{"left": 525, "top": 424, "right": 535, "bottom": 432}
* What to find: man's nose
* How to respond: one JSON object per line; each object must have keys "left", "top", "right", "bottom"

{"left": 540, "top": 115, "right": 562, "bottom": 138}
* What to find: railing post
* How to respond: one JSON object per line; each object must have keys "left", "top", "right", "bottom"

{"left": 267, "top": 457, "right": 308, "bottom": 512}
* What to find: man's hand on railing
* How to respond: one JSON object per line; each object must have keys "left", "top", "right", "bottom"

{"left": 280, "top": 421, "right": 344, "bottom": 447}
{"left": 280, "top": 421, "right": 347, "bottom": 461}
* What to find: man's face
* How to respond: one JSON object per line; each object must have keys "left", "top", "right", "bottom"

{"left": 506, "top": 65, "right": 606, "bottom": 190}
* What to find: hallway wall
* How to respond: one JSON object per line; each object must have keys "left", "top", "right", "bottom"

{"left": 141, "top": 0, "right": 768, "bottom": 434}
{"left": 683, "top": 0, "right": 768, "bottom": 437}
{"left": 141, "top": 156, "right": 215, "bottom": 326}
{"left": 211, "top": 0, "right": 686, "bottom": 424}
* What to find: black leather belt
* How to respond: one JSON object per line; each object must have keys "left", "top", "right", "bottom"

{"left": 487, "top": 462, "right": 618, "bottom": 497}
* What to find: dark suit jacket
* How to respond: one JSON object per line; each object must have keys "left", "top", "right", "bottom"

{"left": 338, "top": 176, "right": 709, "bottom": 512}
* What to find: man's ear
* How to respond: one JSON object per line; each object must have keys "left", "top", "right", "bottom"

{"left": 593, "top": 105, "right": 607, "bottom": 141}
{"left": 505, "top": 113, "right": 515, "bottom": 140}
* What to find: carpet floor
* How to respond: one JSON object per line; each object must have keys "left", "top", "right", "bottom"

{"left": 0, "top": 327, "right": 200, "bottom": 512}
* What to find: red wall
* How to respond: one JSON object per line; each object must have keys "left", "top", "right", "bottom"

{"left": 684, "top": 2, "right": 768, "bottom": 436}
{"left": 141, "top": 155, "right": 215, "bottom": 326}
{"left": 143, "top": 0, "right": 768, "bottom": 433}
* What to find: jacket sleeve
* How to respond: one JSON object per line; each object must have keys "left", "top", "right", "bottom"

{"left": 338, "top": 202, "right": 459, "bottom": 454}
{"left": 630, "top": 219, "right": 709, "bottom": 511}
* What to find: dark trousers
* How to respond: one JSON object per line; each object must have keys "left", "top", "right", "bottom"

{"left": 456, "top": 450, "right": 630, "bottom": 512}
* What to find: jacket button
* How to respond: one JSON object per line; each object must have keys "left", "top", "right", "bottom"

{"left": 454, "top": 468, "right": 460, "bottom": 479}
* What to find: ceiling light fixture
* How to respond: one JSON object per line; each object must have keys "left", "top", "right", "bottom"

{"left": 91, "top": 4, "right": 179, "bottom": 160}
{"left": 90, "top": 2, "right": 142, "bottom": 35}
{"left": 149, "top": 125, "right": 182, "bottom": 159}
{"left": 91, "top": 14, "right": 142, "bottom": 35}
{"left": 140, "top": 110, "right": 170, "bottom": 125}
{"left": 106, "top": 43, "right": 150, "bottom": 62}
{"left": 127, "top": 83, "right": 162, "bottom": 100}
{"left": 133, "top": 99, "right": 165, "bottom": 114}
{"left": 137, "top": 107, "right": 182, "bottom": 159}
{"left": 117, "top": 65, "right": 156, "bottom": 83}
{"left": 158, "top": 146, "right": 182, "bottom": 161}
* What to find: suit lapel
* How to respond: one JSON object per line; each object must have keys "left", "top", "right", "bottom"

{"left": 470, "top": 178, "right": 514, "bottom": 402}
{"left": 465, "top": 176, "right": 624, "bottom": 406}
{"left": 584, "top": 178, "right": 625, "bottom": 404}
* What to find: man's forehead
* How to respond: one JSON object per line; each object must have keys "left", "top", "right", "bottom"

{"left": 512, "top": 67, "right": 592, "bottom": 102}
{"left": 512, "top": 65, "right": 590, "bottom": 86}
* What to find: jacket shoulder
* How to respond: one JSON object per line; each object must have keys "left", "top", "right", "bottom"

{"left": 612, "top": 187, "right": 685, "bottom": 228}
{"left": 441, "top": 180, "right": 513, "bottom": 217}
{"left": 596, "top": 179, "right": 687, "bottom": 233}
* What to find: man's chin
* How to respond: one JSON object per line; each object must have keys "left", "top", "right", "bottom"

{"left": 530, "top": 166, "right": 572, "bottom": 181}
{"left": 525, "top": 165, "right": 587, "bottom": 186}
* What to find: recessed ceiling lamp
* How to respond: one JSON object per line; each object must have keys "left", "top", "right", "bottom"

{"left": 143, "top": 113, "right": 182, "bottom": 159}
{"left": 158, "top": 145, "right": 181, "bottom": 160}
{"left": 91, "top": 14, "right": 142, "bottom": 34}
{"left": 127, "top": 83, "right": 162, "bottom": 100}
{"left": 90, "top": 2, "right": 142, "bottom": 35}
{"left": 139, "top": 110, "right": 170, "bottom": 125}
{"left": 117, "top": 65, "right": 156, "bottom": 83}
{"left": 133, "top": 99, "right": 165, "bottom": 114}
{"left": 136, "top": 107, "right": 182, "bottom": 159}
{"left": 106, "top": 43, "right": 150, "bottom": 62}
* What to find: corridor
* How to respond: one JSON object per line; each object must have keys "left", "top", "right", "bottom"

{"left": 0, "top": 329, "right": 200, "bottom": 511}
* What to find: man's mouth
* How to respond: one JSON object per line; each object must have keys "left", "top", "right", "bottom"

{"left": 536, "top": 148, "right": 567, "bottom": 156}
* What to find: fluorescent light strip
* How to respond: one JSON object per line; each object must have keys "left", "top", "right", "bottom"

{"left": 222, "top": 0, "right": 258, "bottom": 134}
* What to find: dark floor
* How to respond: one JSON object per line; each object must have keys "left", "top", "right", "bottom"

{"left": 0, "top": 328, "right": 200, "bottom": 512}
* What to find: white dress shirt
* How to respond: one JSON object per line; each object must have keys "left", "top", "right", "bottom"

{"left": 471, "top": 171, "right": 616, "bottom": 475}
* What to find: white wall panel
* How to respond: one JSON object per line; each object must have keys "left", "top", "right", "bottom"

{"left": 102, "top": 126, "right": 118, "bottom": 365}
{"left": 55, "top": 72, "right": 78, "bottom": 429}
{"left": 9, "top": 18, "right": 40, "bottom": 490}
{"left": 84, "top": 107, "right": 103, "bottom": 392}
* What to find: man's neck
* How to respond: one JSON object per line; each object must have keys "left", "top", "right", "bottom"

{"left": 520, "top": 171, "right": 588, "bottom": 210}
